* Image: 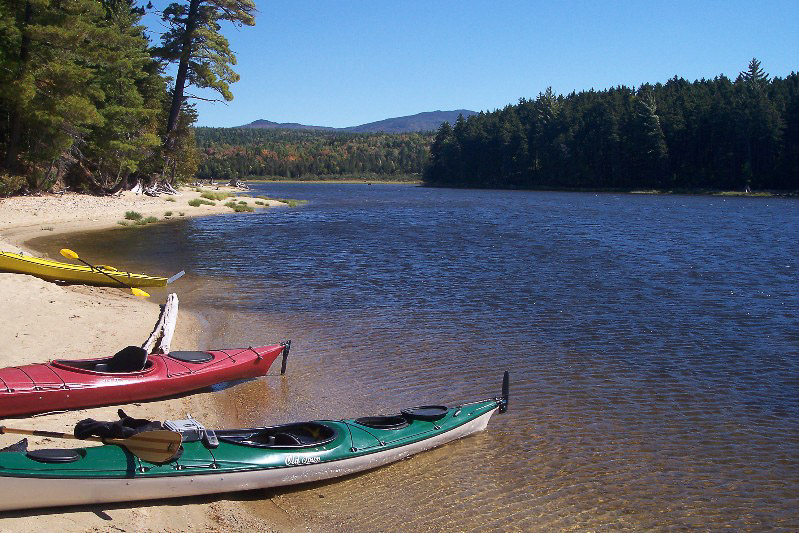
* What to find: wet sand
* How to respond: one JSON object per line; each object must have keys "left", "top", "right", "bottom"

{"left": 0, "top": 188, "right": 300, "bottom": 531}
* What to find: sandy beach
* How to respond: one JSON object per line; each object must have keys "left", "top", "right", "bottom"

{"left": 0, "top": 188, "right": 300, "bottom": 531}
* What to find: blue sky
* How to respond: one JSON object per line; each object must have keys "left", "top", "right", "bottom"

{"left": 146, "top": 0, "right": 798, "bottom": 128}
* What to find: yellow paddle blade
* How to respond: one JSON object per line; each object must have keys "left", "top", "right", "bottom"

{"left": 131, "top": 287, "right": 150, "bottom": 298}
{"left": 96, "top": 265, "right": 118, "bottom": 271}
{"left": 60, "top": 248, "right": 79, "bottom": 260}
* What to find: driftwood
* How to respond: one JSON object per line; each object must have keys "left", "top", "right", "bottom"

{"left": 142, "top": 293, "right": 179, "bottom": 354}
{"left": 131, "top": 181, "right": 181, "bottom": 197}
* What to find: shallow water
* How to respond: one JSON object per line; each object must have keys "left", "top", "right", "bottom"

{"left": 37, "top": 184, "right": 799, "bottom": 530}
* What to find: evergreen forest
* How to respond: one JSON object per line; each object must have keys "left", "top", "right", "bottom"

{"left": 0, "top": 0, "right": 256, "bottom": 195}
{"left": 425, "top": 60, "right": 799, "bottom": 192}
{"left": 195, "top": 128, "right": 432, "bottom": 181}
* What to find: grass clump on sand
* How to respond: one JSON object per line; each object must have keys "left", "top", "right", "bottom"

{"left": 224, "top": 201, "right": 254, "bottom": 213}
{"left": 179, "top": 212, "right": 185, "bottom": 216}
{"left": 201, "top": 191, "right": 233, "bottom": 201}
{"left": 165, "top": 196, "right": 176, "bottom": 202}
{"left": 134, "top": 216, "right": 158, "bottom": 226}
{"left": 188, "top": 198, "right": 215, "bottom": 207}
{"left": 256, "top": 195, "right": 307, "bottom": 207}
{"left": 117, "top": 221, "right": 128, "bottom": 226}
{"left": 277, "top": 198, "right": 308, "bottom": 207}
{"left": 125, "top": 211, "right": 142, "bottom": 220}
{"left": 254, "top": 200, "right": 265, "bottom": 205}
{"left": 164, "top": 211, "right": 173, "bottom": 217}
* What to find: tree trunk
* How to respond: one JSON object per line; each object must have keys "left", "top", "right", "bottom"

{"left": 164, "top": 0, "right": 201, "bottom": 145}
{"left": 4, "top": 1, "right": 33, "bottom": 172}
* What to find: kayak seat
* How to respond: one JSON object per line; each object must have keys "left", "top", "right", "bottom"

{"left": 107, "top": 346, "right": 149, "bottom": 372}
{"left": 354, "top": 415, "right": 409, "bottom": 430}
{"left": 167, "top": 351, "right": 214, "bottom": 363}
{"left": 53, "top": 346, "right": 151, "bottom": 373}
{"left": 26, "top": 448, "right": 84, "bottom": 463}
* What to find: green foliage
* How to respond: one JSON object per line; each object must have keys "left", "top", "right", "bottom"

{"left": 188, "top": 198, "right": 215, "bottom": 206}
{"left": 0, "top": 173, "right": 26, "bottom": 196}
{"left": 200, "top": 191, "right": 232, "bottom": 200}
{"left": 124, "top": 211, "right": 142, "bottom": 220}
{"left": 155, "top": 0, "right": 255, "bottom": 143}
{"left": 275, "top": 198, "right": 308, "bottom": 207}
{"left": 0, "top": 0, "right": 245, "bottom": 194}
{"left": 224, "top": 200, "right": 253, "bottom": 212}
{"left": 164, "top": 211, "right": 173, "bottom": 216}
{"left": 194, "top": 129, "right": 432, "bottom": 181}
{"left": 425, "top": 60, "right": 798, "bottom": 191}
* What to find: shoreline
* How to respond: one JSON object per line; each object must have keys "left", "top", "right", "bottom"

{"left": 0, "top": 188, "right": 296, "bottom": 531}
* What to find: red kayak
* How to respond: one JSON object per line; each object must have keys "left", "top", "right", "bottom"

{"left": 0, "top": 342, "right": 290, "bottom": 417}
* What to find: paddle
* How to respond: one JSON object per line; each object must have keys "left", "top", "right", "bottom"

{"left": 0, "top": 426, "right": 182, "bottom": 464}
{"left": 59, "top": 248, "right": 150, "bottom": 298}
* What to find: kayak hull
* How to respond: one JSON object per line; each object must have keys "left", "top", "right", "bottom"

{"left": 0, "top": 251, "right": 168, "bottom": 287}
{"left": 0, "top": 400, "right": 500, "bottom": 511}
{"left": 0, "top": 344, "right": 287, "bottom": 417}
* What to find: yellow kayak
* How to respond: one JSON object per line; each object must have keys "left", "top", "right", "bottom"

{"left": 0, "top": 251, "right": 169, "bottom": 287}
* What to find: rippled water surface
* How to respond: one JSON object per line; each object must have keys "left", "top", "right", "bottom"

{"left": 46, "top": 185, "right": 799, "bottom": 530}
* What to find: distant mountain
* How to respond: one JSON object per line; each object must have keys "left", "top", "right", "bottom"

{"left": 240, "top": 110, "right": 478, "bottom": 133}
{"left": 241, "top": 119, "right": 334, "bottom": 131}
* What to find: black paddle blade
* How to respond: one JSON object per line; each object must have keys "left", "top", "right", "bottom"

{"left": 499, "top": 371, "right": 509, "bottom": 413}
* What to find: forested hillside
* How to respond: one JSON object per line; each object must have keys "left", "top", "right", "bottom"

{"left": 425, "top": 60, "right": 799, "bottom": 191}
{"left": 195, "top": 128, "right": 433, "bottom": 181}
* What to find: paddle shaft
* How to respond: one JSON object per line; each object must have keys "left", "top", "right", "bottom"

{"left": 0, "top": 426, "right": 102, "bottom": 443}
{"left": 73, "top": 257, "right": 136, "bottom": 290}
{"left": 0, "top": 426, "right": 182, "bottom": 463}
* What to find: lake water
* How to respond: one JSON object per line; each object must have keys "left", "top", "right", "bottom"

{"left": 41, "top": 184, "right": 799, "bottom": 530}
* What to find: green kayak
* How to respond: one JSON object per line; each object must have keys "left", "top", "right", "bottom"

{"left": 0, "top": 373, "right": 508, "bottom": 511}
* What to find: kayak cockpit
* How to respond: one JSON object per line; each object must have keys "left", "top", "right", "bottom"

{"left": 53, "top": 346, "right": 152, "bottom": 374}
{"left": 217, "top": 423, "right": 337, "bottom": 448}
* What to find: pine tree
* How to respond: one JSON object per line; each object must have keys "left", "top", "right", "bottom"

{"left": 155, "top": 0, "right": 256, "bottom": 147}
{"left": 1, "top": 0, "right": 112, "bottom": 189}
{"left": 74, "top": 0, "right": 164, "bottom": 193}
{"left": 739, "top": 57, "right": 769, "bottom": 89}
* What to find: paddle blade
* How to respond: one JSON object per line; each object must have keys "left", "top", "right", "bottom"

{"left": 131, "top": 287, "right": 150, "bottom": 298}
{"left": 60, "top": 248, "right": 79, "bottom": 260}
{"left": 107, "top": 430, "right": 182, "bottom": 464}
{"left": 166, "top": 270, "right": 185, "bottom": 284}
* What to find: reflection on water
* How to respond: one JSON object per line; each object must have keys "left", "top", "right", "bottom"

{"left": 36, "top": 184, "right": 799, "bottom": 530}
